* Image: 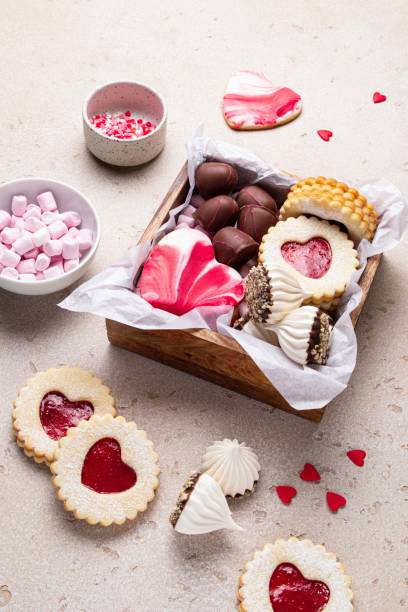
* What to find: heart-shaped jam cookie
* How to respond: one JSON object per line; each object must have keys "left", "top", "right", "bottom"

{"left": 13, "top": 367, "right": 116, "bottom": 465}
{"left": 238, "top": 538, "right": 354, "bottom": 612}
{"left": 81, "top": 437, "right": 137, "bottom": 494}
{"left": 281, "top": 238, "right": 332, "bottom": 279}
{"left": 269, "top": 563, "right": 330, "bottom": 612}
{"left": 40, "top": 391, "right": 94, "bottom": 441}
{"left": 51, "top": 415, "right": 160, "bottom": 526}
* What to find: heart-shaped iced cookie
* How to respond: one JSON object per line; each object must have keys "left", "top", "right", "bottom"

{"left": 238, "top": 537, "right": 354, "bottom": 612}
{"left": 138, "top": 227, "right": 244, "bottom": 315}
{"left": 13, "top": 367, "right": 116, "bottom": 465}
{"left": 51, "top": 414, "right": 159, "bottom": 525}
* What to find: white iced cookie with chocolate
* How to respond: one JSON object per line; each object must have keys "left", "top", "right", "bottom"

{"left": 201, "top": 438, "right": 260, "bottom": 497}
{"left": 274, "top": 305, "right": 332, "bottom": 366}
{"left": 169, "top": 472, "right": 243, "bottom": 534}
{"left": 280, "top": 176, "right": 378, "bottom": 244}
{"left": 259, "top": 216, "right": 359, "bottom": 309}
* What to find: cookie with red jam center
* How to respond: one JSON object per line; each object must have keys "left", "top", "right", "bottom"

{"left": 13, "top": 367, "right": 116, "bottom": 465}
{"left": 238, "top": 537, "right": 353, "bottom": 612}
{"left": 51, "top": 414, "right": 159, "bottom": 526}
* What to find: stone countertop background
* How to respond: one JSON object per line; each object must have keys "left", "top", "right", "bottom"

{"left": 0, "top": 1, "right": 407, "bottom": 610}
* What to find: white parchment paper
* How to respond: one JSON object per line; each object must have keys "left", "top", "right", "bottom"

{"left": 60, "top": 136, "right": 408, "bottom": 410}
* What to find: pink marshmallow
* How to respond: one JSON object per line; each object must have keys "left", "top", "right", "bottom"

{"left": 35, "top": 271, "right": 45, "bottom": 280}
{"left": 62, "top": 236, "right": 79, "bottom": 260}
{"left": 11, "top": 195, "right": 28, "bottom": 217}
{"left": 0, "top": 263, "right": 3, "bottom": 272}
{"left": 64, "top": 259, "right": 79, "bottom": 273}
{"left": 1, "top": 267, "right": 19, "bottom": 280}
{"left": 19, "top": 273, "right": 36, "bottom": 281}
{"left": 78, "top": 228, "right": 93, "bottom": 252}
{"left": 12, "top": 233, "right": 35, "bottom": 256}
{"left": 0, "top": 210, "right": 11, "bottom": 230}
{"left": 10, "top": 216, "right": 25, "bottom": 230}
{"left": 23, "top": 204, "right": 42, "bottom": 220}
{"left": 1, "top": 227, "right": 20, "bottom": 245}
{"left": 68, "top": 227, "right": 80, "bottom": 238}
{"left": 41, "top": 211, "right": 59, "bottom": 225}
{"left": 24, "top": 216, "right": 45, "bottom": 233}
{"left": 59, "top": 211, "right": 82, "bottom": 228}
{"left": 0, "top": 248, "right": 20, "bottom": 268}
{"left": 49, "top": 220, "right": 68, "bottom": 239}
{"left": 17, "top": 258, "right": 36, "bottom": 274}
{"left": 43, "top": 265, "right": 62, "bottom": 280}
{"left": 35, "top": 253, "right": 51, "bottom": 272}
{"left": 23, "top": 247, "right": 40, "bottom": 259}
{"left": 43, "top": 239, "right": 63, "bottom": 257}
{"left": 37, "top": 191, "right": 57, "bottom": 212}
{"left": 32, "top": 227, "right": 50, "bottom": 248}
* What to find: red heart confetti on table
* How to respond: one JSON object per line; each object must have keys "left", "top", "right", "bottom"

{"left": 269, "top": 563, "right": 331, "bottom": 612}
{"left": 347, "top": 449, "right": 366, "bottom": 467}
{"left": 81, "top": 437, "right": 137, "bottom": 494}
{"left": 373, "top": 92, "right": 387, "bottom": 104}
{"left": 326, "top": 491, "right": 347, "bottom": 513}
{"left": 299, "top": 463, "right": 321, "bottom": 482}
{"left": 40, "top": 391, "right": 94, "bottom": 441}
{"left": 276, "top": 485, "right": 297, "bottom": 505}
{"left": 317, "top": 129, "right": 333, "bottom": 141}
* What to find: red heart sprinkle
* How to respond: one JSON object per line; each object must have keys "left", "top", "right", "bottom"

{"left": 373, "top": 92, "right": 387, "bottom": 104}
{"left": 326, "top": 491, "right": 347, "bottom": 513}
{"left": 317, "top": 129, "right": 333, "bottom": 141}
{"left": 347, "top": 449, "right": 366, "bottom": 467}
{"left": 276, "top": 485, "right": 297, "bottom": 505}
{"left": 299, "top": 463, "right": 321, "bottom": 482}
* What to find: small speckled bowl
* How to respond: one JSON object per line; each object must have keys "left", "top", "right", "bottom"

{"left": 83, "top": 81, "right": 167, "bottom": 167}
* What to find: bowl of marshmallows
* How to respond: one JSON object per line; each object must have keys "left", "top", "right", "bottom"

{"left": 0, "top": 178, "right": 100, "bottom": 295}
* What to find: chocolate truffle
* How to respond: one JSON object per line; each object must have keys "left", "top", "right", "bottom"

{"left": 236, "top": 185, "right": 278, "bottom": 214}
{"left": 213, "top": 227, "right": 258, "bottom": 268}
{"left": 194, "top": 195, "right": 239, "bottom": 234}
{"left": 238, "top": 205, "right": 278, "bottom": 243}
{"left": 190, "top": 194, "right": 205, "bottom": 208}
{"left": 195, "top": 162, "right": 238, "bottom": 199}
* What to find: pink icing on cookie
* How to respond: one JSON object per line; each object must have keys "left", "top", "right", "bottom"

{"left": 223, "top": 70, "right": 302, "bottom": 130}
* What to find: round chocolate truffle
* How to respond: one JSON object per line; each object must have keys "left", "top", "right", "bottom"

{"left": 236, "top": 185, "right": 278, "bottom": 214}
{"left": 193, "top": 195, "right": 239, "bottom": 234}
{"left": 189, "top": 194, "right": 205, "bottom": 208}
{"left": 238, "top": 205, "right": 278, "bottom": 243}
{"left": 213, "top": 227, "right": 258, "bottom": 269}
{"left": 195, "top": 162, "right": 238, "bottom": 199}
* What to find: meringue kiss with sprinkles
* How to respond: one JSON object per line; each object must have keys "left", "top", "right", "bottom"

{"left": 223, "top": 70, "right": 302, "bottom": 130}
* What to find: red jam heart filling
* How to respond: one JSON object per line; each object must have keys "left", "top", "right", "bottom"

{"left": 269, "top": 563, "right": 330, "bottom": 612}
{"left": 39, "top": 391, "right": 94, "bottom": 441}
{"left": 281, "top": 238, "right": 332, "bottom": 279}
{"left": 81, "top": 437, "right": 137, "bottom": 494}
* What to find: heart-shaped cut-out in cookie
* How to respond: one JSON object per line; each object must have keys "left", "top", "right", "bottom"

{"left": 276, "top": 485, "right": 297, "bottom": 505}
{"left": 81, "top": 437, "right": 137, "bottom": 494}
{"left": 281, "top": 238, "right": 332, "bottom": 279}
{"left": 373, "top": 91, "right": 387, "bottom": 104}
{"left": 317, "top": 129, "right": 333, "bottom": 142}
{"left": 326, "top": 491, "right": 347, "bottom": 513}
{"left": 40, "top": 391, "right": 94, "bottom": 441}
{"left": 347, "top": 449, "right": 366, "bottom": 467}
{"left": 223, "top": 70, "right": 302, "bottom": 131}
{"left": 269, "top": 563, "right": 330, "bottom": 612}
{"left": 138, "top": 228, "right": 244, "bottom": 316}
{"left": 299, "top": 463, "right": 321, "bottom": 482}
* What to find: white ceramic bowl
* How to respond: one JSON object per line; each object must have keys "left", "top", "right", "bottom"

{"left": 83, "top": 81, "right": 167, "bottom": 167}
{"left": 0, "top": 177, "right": 100, "bottom": 296}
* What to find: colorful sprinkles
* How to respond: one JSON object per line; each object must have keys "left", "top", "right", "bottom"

{"left": 90, "top": 111, "right": 157, "bottom": 140}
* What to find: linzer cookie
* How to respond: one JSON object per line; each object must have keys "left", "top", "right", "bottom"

{"left": 280, "top": 177, "right": 379, "bottom": 244}
{"left": 238, "top": 537, "right": 353, "bottom": 612}
{"left": 51, "top": 414, "right": 159, "bottom": 525}
{"left": 13, "top": 367, "right": 116, "bottom": 465}
{"left": 169, "top": 472, "right": 242, "bottom": 534}
{"left": 259, "top": 216, "right": 359, "bottom": 308}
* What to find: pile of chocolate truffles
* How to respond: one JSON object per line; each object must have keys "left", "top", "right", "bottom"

{"left": 191, "top": 162, "right": 279, "bottom": 269}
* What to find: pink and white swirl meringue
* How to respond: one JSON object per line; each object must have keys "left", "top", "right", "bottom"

{"left": 223, "top": 70, "right": 302, "bottom": 130}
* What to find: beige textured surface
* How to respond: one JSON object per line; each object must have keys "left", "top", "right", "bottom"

{"left": 0, "top": 1, "right": 407, "bottom": 611}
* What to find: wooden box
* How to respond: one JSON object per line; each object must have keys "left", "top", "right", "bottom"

{"left": 106, "top": 163, "right": 381, "bottom": 422}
